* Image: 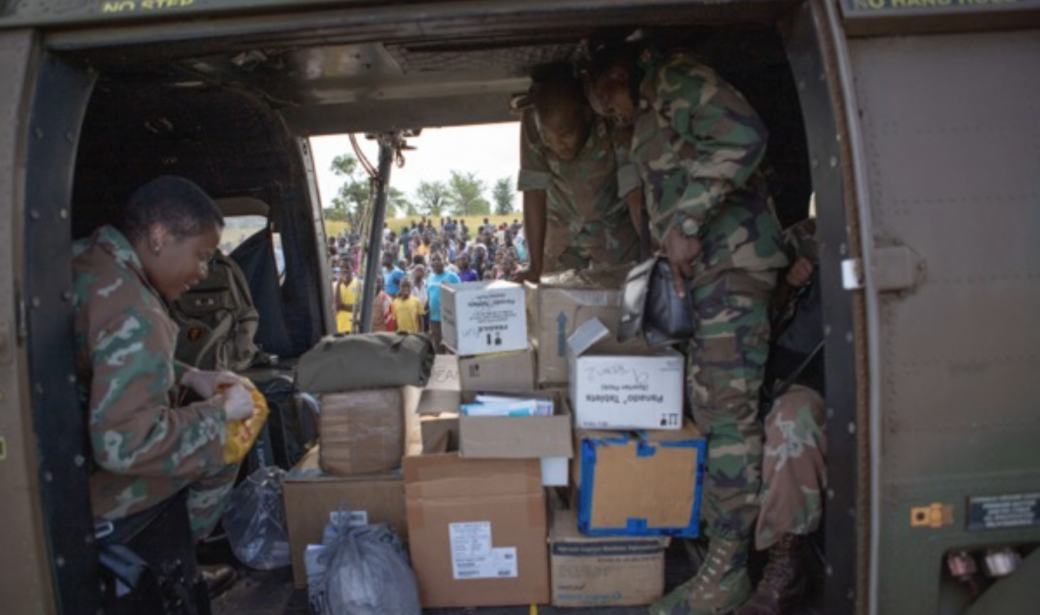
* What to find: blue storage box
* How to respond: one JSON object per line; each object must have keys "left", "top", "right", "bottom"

{"left": 576, "top": 422, "right": 706, "bottom": 537}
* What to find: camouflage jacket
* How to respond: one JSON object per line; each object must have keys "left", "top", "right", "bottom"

{"left": 73, "top": 225, "right": 228, "bottom": 522}
{"left": 630, "top": 51, "right": 787, "bottom": 275}
{"left": 518, "top": 110, "right": 640, "bottom": 267}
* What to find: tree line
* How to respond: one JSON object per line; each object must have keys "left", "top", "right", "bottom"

{"left": 324, "top": 153, "right": 515, "bottom": 224}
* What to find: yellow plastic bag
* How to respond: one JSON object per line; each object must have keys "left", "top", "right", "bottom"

{"left": 223, "top": 385, "right": 270, "bottom": 464}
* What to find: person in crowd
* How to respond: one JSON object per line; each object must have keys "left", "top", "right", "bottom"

{"left": 410, "top": 264, "right": 430, "bottom": 332}
{"left": 471, "top": 243, "right": 489, "bottom": 279}
{"left": 73, "top": 175, "right": 256, "bottom": 595}
{"left": 381, "top": 251, "right": 405, "bottom": 298}
{"left": 498, "top": 254, "right": 519, "bottom": 279}
{"left": 586, "top": 44, "right": 788, "bottom": 615}
{"left": 426, "top": 251, "right": 460, "bottom": 352}
{"left": 416, "top": 234, "right": 432, "bottom": 259}
{"left": 516, "top": 64, "right": 643, "bottom": 279}
{"left": 333, "top": 256, "right": 360, "bottom": 333}
{"left": 392, "top": 278, "right": 425, "bottom": 334}
{"left": 371, "top": 274, "right": 394, "bottom": 332}
{"left": 456, "top": 252, "right": 480, "bottom": 282}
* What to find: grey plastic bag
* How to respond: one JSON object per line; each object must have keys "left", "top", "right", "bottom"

{"left": 222, "top": 467, "right": 291, "bottom": 570}
{"left": 311, "top": 519, "right": 420, "bottom": 615}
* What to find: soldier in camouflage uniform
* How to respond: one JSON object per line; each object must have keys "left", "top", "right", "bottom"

{"left": 73, "top": 176, "right": 255, "bottom": 546}
{"left": 587, "top": 47, "right": 788, "bottom": 615}
{"left": 737, "top": 217, "right": 826, "bottom": 615}
{"left": 517, "top": 65, "right": 644, "bottom": 277}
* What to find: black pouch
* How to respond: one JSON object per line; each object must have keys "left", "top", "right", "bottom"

{"left": 618, "top": 257, "right": 695, "bottom": 346}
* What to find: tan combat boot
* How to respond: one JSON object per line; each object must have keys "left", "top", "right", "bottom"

{"left": 734, "top": 535, "right": 809, "bottom": 615}
{"left": 649, "top": 538, "right": 752, "bottom": 615}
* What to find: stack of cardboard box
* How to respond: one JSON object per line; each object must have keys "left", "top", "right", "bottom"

{"left": 528, "top": 270, "right": 707, "bottom": 608}
{"left": 282, "top": 382, "right": 419, "bottom": 587}
{"left": 281, "top": 275, "right": 707, "bottom": 609}
{"left": 407, "top": 280, "right": 564, "bottom": 608}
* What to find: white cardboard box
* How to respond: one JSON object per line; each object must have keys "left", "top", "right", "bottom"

{"left": 442, "top": 281, "right": 528, "bottom": 357}
{"left": 568, "top": 319, "right": 684, "bottom": 430}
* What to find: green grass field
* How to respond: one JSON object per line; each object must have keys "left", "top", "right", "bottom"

{"left": 325, "top": 213, "right": 521, "bottom": 239}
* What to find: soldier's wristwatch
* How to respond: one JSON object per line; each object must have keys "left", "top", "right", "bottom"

{"left": 679, "top": 217, "right": 701, "bottom": 239}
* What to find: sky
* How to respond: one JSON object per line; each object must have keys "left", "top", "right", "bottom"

{"left": 310, "top": 122, "right": 521, "bottom": 216}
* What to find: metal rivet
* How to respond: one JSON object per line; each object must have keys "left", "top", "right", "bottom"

{"left": 848, "top": 422, "right": 856, "bottom": 434}
{"left": 68, "top": 375, "right": 77, "bottom": 385}
{"left": 829, "top": 156, "right": 838, "bottom": 168}
{"left": 31, "top": 296, "right": 41, "bottom": 308}
{"left": 44, "top": 471, "right": 53, "bottom": 482}
{"left": 59, "top": 208, "right": 68, "bottom": 220}
{"left": 34, "top": 127, "right": 43, "bottom": 139}
{"left": 34, "top": 383, "right": 43, "bottom": 394}
{"left": 797, "top": 80, "right": 806, "bottom": 91}
{"left": 824, "top": 325, "right": 832, "bottom": 336}
{"left": 840, "top": 243, "right": 848, "bottom": 256}
{"left": 827, "top": 407, "right": 834, "bottom": 419}
{"left": 65, "top": 132, "right": 74, "bottom": 143}
{"left": 827, "top": 489, "right": 836, "bottom": 500}
{"left": 62, "top": 291, "right": 73, "bottom": 302}
{"left": 74, "top": 455, "right": 85, "bottom": 467}
{"left": 56, "top": 556, "right": 65, "bottom": 568}
{"left": 30, "top": 210, "right": 40, "bottom": 220}
{"left": 826, "top": 566, "right": 834, "bottom": 577}
{"left": 819, "top": 72, "right": 826, "bottom": 82}
{"left": 846, "top": 332, "right": 854, "bottom": 343}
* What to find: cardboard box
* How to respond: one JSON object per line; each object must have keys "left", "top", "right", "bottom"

{"left": 283, "top": 446, "right": 407, "bottom": 587}
{"left": 549, "top": 506, "right": 670, "bottom": 607}
{"left": 420, "top": 396, "right": 571, "bottom": 487}
{"left": 574, "top": 422, "right": 706, "bottom": 537}
{"left": 458, "top": 348, "right": 536, "bottom": 392}
{"left": 527, "top": 267, "right": 647, "bottom": 386}
{"left": 404, "top": 451, "right": 550, "bottom": 608}
{"left": 417, "top": 354, "right": 463, "bottom": 416}
{"left": 458, "top": 390, "right": 572, "bottom": 461}
{"left": 568, "top": 319, "right": 685, "bottom": 430}
{"left": 319, "top": 388, "right": 404, "bottom": 475}
{"left": 442, "top": 280, "right": 528, "bottom": 357}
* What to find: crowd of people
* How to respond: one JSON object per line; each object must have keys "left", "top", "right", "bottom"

{"left": 328, "top": 216, "right": 530, "bottom": 347}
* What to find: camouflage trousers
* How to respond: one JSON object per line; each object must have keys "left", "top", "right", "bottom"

{"left": 687, "top": 269, "right": 777, "bottom": 542}
{"left": 755, "top": 384, "right": 827, "bottom": 550}
{"left": 186, "top": 460, "right": 240, "bottom": 541}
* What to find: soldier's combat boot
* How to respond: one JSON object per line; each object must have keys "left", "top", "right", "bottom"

{"left": 734, "top": 535, "right": 808, "bottom": 615}
{"left": 649, "top": 538, "right": 752, "bottom": 615}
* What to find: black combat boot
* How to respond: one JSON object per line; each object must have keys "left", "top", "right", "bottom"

{"left": 734, "top": 535, "right": 809, "bottom": 615}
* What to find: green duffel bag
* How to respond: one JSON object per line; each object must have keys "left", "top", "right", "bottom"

{"left": 296, "top": 332, "right": 435, "bottom": 394}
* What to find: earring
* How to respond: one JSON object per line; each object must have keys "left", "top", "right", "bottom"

{"left": 152, "top": 244, "right": 161, "bottom": 254}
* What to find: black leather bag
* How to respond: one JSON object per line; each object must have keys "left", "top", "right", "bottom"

{"left": 618, "top": 257, "right": 695, "bottom": 346}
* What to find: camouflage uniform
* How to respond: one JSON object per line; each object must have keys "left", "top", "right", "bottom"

{"left": 756, "top": 218, "right": 826, "bottom": 550}
{"left": 628, "top": 51, "right": 788, "bottom": 543}
{"left": 73, "top": 225, "right": 238, "bottom": 541}
{"left": 755, "top": 384, "right": 826, "bottom": 550}
{"left": 517, "top": 110, "right": 640, "bottom": 272}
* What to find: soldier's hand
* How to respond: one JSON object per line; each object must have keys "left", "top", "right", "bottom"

{"left": 183, "top": 369, "right": 251, "bottom": 399}
{"left": 223, "top": 383, "right": 255, "bottom": 422}
{"left": 663, "top": 226, "right": 702, "bottom": 298}
{"left": 786, "top": 257, "right": 814, "bottom": 288}
{"left": 509, "top": 267, "right": 539, "bottom": 285}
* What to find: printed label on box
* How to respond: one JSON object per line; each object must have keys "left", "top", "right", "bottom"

{"left": 449, "top": 522, "right": 519, "bottom": 580}
{"left": 329, "top": 510, "right": 369, "bottom": 528}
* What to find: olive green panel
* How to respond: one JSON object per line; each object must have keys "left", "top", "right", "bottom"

{"left": 0, "top": 29, "right": 58, "bottom": 615}
{"left": 848, "top": 29, "right": 1040, "bottom": 614}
